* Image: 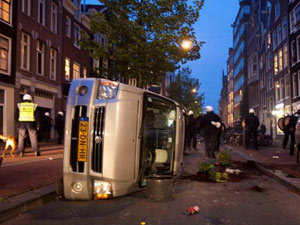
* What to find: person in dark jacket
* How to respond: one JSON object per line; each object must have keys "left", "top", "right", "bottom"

{"left": 185, "top": 110, "right": 197, "bottom": 152}
{"left": 284, "top": 111, "right": 300, "bottom": 155}
{"left": 39, "top": 112, "right": 52, "bottom": 142}
{"left": 198, "top": 106, "right": 221, "bottom": 158}
{"left": 15, "top": 94, "right": 41, "bottom": 157}
{"left": 244, "top": 108, "right": 260, "bottom": 150}
{"left": 55, "top": 111, "right": 65, "bottom": 144}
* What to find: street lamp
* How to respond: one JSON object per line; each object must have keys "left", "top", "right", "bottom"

{"left": 181, "top": 39, "right": 192, "bottom": 50}
{"left": 192, "top": 88, "right": 197, "bottom": 93}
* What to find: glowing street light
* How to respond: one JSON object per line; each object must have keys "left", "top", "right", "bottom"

{"left": 181, "top": 39, "right": 192, "bottom": 50}
{"left": 192, "top": 88, "right": 197, "bottom": 93}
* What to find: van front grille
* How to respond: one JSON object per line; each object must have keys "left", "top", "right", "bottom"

{"left": 70, "top": 105, "right": 87, "bottom": 173}
{"left": 92, "top": 107, "right": 105, "bottom": 173}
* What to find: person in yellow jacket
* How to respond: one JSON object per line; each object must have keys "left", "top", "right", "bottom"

{"left": 15, "top": 94, "right": 41, "bottom": 156}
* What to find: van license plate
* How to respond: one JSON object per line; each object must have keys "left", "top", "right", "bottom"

{"left": 78, "top": 117, "right": 89, "bottom": 162}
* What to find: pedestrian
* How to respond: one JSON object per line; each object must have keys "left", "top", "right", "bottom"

{"left": 283, "top": 111, "right": 299, "bottom": 155}
{"left": 15, "top": 94, "right": 41, "bottom": 157}
{"left": 185, "top": 110, "right": 197, "bottom": 153}
{"left": 55, "top": 111, "right": 65, "bottom": 144}
{"left": 198, "top": 106, "right": 222, "bottom": 158}
{"left": 244, "top": 108, "right": 260, "bottom": 150}
{"left": 39, "top": 112, "right": 52, "bottom": 142}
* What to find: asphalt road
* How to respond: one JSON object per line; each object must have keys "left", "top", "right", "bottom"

{"left": 3, "top": 145, "right": 300, "bottom": 225}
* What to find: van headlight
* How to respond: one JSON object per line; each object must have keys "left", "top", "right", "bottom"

{"left": 94, "top": 180, "right": 112, "bottom": 199}
{"left": 97, "top": 79, "right": 119, "bottom": 99}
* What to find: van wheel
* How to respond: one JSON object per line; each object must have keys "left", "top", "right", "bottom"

{"left": 56, "top": 177, "right": 64, "bottom": 199}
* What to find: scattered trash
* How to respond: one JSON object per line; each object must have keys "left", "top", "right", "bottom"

{"left": 49, "top": 157, "right": 54, "bottom": 160}
{"left": 250, "top": 185, "right": 265, "bottom": 192}
{"left": 185, "top": 206, "right": 199, "bottom": 215}
{"left": 225, "top": 168, "right": 242, "bottom": 175}
{"left": 272, "top": 156, "right": 279, "bottom": 159}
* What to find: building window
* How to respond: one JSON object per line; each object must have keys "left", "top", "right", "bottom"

{"left": 291, "top": 40, "right": 297, "bottom": 65}
{"left": 280, "top": 78, "right": 285, "bottom": 99}
{"left": 293, "top": 73, "right": 298, "bottom": 98}
{"left": 83, "top": 66, "right": 87, "bottom": 78}
{"left": 73, "top": 24, "right": 80, "bottom": 48}
{"left": 297, "top": 35, "right": 300, "bottom": 62}
{"left": 277, "top": 24, "right": 282, "bottom": 45}
{"left": 275, "top": 1, "right": 280, "bottom": 21}
{"left": 274, "top": 53, "right": 278, "bottom": 75}
{"left": 290, "top": 3, "right": 300, "bottom": 33}
{"left": 73, "top": 62, "right": 80, "bottom": 79}
{"left": 38, "top": 0, "right": 45, "bottom": 25}
{"left": 283, "top": 44, "right": 288, "bottom": 68}
{"left": 50, "top": 48, "right": 57, "bottom": 80}
{"left": 21, "top": 33, "right": 30, "bottom": 71}
{"left": 0, "top": 0, "right": 11, "bottom": 24}
{"left": 285, "top": 74, "right": 290, "bottom": 98}
{"left": 272, "top": 31, "right": 277, "bottom": 50}
{"left": 65, "top": 57, "right": 70, "bottom": 81}
{"left": 50, "top": 1, "right": 57, "bottom": 34}
{"left": 36, "top": 40, "right": 44, "bottom": 75}
{"left": 22, "top": 0, "right": 31, "bottom": 16}
{"left": 278, "top": 49, "right": 283, "bottom": 72}
{"left": 282, "top": 17, "right": 288, "bottom": 39}
{"left": 275, "top": 81, "right": 280, "bottom": 101}
{"left": 0, "top": 34, "right": 11, "bottom": 75}
{"left": 66, "top": 16, "right": 71, "bottom": 38}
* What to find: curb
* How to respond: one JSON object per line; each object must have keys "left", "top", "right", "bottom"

{"left": 223, "top": 145, "right": 300, "bottom": 196}
{"left": 0, "top": 184, "right": 57, "bottom": 223}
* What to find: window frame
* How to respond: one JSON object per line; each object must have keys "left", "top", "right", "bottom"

{"left": 0, "top": 0, "right": 12, "bottom": 25}
{"left": 36, "top": 40, "right": 45, "bottom": 76}
{"left": 38, "top": 0, "right": 45, "bottom": 25}
{"left": 22, "top": 0, "right": 31, "bottom": 16}
{"left": 21, "top": 32, "right": 30, "bottom": 71}
{"left": 50, "top": 48, "right": 57, "bottom": 80}
{"left": 0, "top": 34, "right": 11, "bottom": 75}
{"left": 50, "top": 1, "right": 58, "bottom": 34}
{"left": 73, "top": 62, "right": 80, "bottom": 79}
{"left": 65, "top": 16, "right": 71, "bottom": 38}
{"left": 65, "top": 57, "right": 70, "bottom": 81}
{"left": 73, "top": 24, "right": 80, "bottom": 48}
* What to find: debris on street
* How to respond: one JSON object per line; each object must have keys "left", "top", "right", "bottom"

{"left": 225, "top": 168, "right": 242, "bottom": 175}
{"left": 185, "top": 206, "right": 199, "bottom": 215}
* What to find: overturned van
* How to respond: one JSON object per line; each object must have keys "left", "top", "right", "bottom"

{"left": 63, "top": 78, "right": 185, "bottom": 200}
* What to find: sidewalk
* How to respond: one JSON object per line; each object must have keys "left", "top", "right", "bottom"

{"left": 0, "top": 143, "right": 63, "bottom": 223}
{"left": 223, "top": 143, "right": 300, "bottom": 195}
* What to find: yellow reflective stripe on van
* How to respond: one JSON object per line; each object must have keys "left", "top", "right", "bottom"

{"left": 18, "top": 102, "right": 37, "bottom": 122}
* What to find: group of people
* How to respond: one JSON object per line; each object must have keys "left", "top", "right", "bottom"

{"left": 184, "top": 106, "right": 268, "bottom": 158}
{"left": 15, "top": 94, "right": 65, "bottom": 157}
{"left": 184, "top": 105, "right": 222, "bottom": 158}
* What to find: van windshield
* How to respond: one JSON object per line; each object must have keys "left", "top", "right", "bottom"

{"left": 141, "top": 94, "right": 177, "bottom": 177}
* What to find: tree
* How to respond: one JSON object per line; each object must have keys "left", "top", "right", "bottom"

{"left": 167, "top": 67, "right": 204, "bottom": 117}
{"left": 81, "top": 0, "right": 205, "bottom": 87}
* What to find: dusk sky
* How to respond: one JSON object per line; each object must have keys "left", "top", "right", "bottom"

{"left": 84, "top": 0, "right": 240, "bottom": 112}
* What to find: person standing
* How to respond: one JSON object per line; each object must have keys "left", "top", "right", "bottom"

{"left": 198, "top": 106, "right": 221, "bottom": 158}
{"left": 55, "top": 111, "right": 65, "bottom": 144}
{"left": 244, "top": 108, "right": 260, "bottom": 150}
{"left": 285, "top": 111, "right": 300, "bottom": 155}
{"left": 185, "top": 110, "right": 197, "bottom": 152}
{"left": 40, "top": 112, "right": 52, "bottom": 142}
{"left": 15, "top": 94, "right": 41, "bottom": 156}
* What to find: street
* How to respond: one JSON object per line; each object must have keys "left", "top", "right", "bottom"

{"left": 3, "top": 144, "right": 300, "bottom": 225}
